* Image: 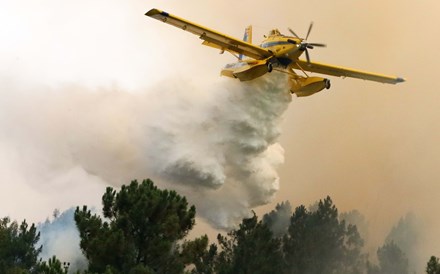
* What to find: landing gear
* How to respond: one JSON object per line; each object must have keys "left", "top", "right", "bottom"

{"left": 324, "top": 79, "right": 331, "bottom": 89}
{"left": 267, "top": 62, "right": 273, "bottom": 73}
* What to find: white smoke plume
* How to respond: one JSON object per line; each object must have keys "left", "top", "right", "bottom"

{"left": 146, "top": 74, "right": 291, "bottom": 227}
{"left": 1, "top": 73, "right": 291, "bottom": 229}
{"left": 38, "top": 208, "right": 88, "bottom": 272}
{"left": 1, "top": 72, "right": 291, "bottom": 270}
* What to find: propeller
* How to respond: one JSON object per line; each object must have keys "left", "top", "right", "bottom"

{"left": 288, "top": 22, "right": 326, "bottom": 64}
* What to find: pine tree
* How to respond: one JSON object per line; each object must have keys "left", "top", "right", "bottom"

{"left": 426, "top": 256, "right": 440, "bottom": 274}
{"left": 0, "top": 217, "right": 42, "bottom": 273}
{"left": 74, "top": 179, "right": 196, "bottom": 274}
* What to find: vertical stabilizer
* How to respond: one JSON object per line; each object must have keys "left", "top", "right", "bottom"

{"left": 239, "top": 25, "right": 252, "bottom": 60}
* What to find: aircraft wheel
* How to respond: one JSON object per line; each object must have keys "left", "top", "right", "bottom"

{"left": 324, "top": 79, "right": 331, "bottom": 89}
{"left": 267, "top": 62, "right": 273, "bottom": 73}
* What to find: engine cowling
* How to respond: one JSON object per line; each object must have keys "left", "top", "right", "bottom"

{"left": 289, "top": 76, "right": 330, "bottom": 97}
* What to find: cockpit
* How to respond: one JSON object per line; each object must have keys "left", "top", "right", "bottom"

{"left": 267, "top": 29, "right": 282, "bottom": 36}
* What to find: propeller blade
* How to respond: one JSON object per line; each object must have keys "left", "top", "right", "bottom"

{"left": 308, "top": 43, "right": 326, "bottom": 47}
{"left": 305, "top": 49, "right": 311, "bottom": 64}
{"left": 305, "top": 22, "right": 314, "bottom": 40}
{"left": 288, "top": 28, "right": 301, "bottom": 39}
{"left": 290, "top": 22, "right": 324, "bottom": 65}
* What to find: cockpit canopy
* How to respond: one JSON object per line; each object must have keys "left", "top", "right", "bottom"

{"left": 268, "top": 29, "right": 281, "bottom": 36}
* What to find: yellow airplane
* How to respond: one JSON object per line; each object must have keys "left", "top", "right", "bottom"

{"left": 146, "top": 8, "right": 405, "bottom": 97}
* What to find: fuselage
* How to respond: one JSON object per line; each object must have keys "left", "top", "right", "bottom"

{"left": 221, "top": 29, "right": 330, "bottom": 96}
{"left": 259, "top": 29, "right": 303, "bottom": 67}
{"left": 221, "top": 30, "right": 305, "bottom": 81}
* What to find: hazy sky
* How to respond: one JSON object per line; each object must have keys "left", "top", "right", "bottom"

{"left": 1, "top": 0, "right": 440, "bottom": 265}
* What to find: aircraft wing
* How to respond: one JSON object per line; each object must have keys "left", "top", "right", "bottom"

{"left": 292, "top": 60, "right": 405, "bottom": 84}
{"left": 146, "top": 8, "right": 272, "bottom": 60}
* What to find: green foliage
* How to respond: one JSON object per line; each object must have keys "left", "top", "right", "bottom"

{"left": 127, "top": 264, "right": 154, "bottom": 274}
{"left": 3, "top": 179, "right": 424, "bottom": 274}
{"left": 368, "top": 241, "right": 409, "bottom": 274}
{"left": 180, "top": 235, "right": 217, "bottom": 274}
{"left": 426, "top": 256, "right": 440, "bottom": 274}
{"left": 74, "top": 179, "right": 196, "bottom": 274}
{"left": 283, "top": 196, "right": 365, "bottom": 274}
{"left": 0, "top": 217, "right": 42, "bottom": 273}
{"left": 37, "top": 256, "right": 69, "bottom": 274}
{"left": 215, "top": 212, "right": 285, "bottom": 274}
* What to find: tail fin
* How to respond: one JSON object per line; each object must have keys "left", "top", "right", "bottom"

{"left": 239, "top": 25, "right": 252, "bottom": 60}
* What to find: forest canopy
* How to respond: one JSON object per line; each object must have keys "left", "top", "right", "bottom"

{"left": 1, "top": 179, "right": 438, "bottom": 274}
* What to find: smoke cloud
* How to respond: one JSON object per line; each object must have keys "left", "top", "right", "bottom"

{"left": 141, "top": 73, "right": 292, "bottom": 227}
{"left": 38, "top": 208, "right": 88, "bottom": 271}
{"left": 384, "top": 213, "right": 421, "bottom": 272}
{"left": 0, "top": 73, "right": 290, "bottom": 228}
{"left": 1, "top": 73, "right": 291, "bottom": 270}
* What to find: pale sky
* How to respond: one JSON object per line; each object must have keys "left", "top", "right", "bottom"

{"left": 1, "top": 0, "right": 439, "bottom": 267}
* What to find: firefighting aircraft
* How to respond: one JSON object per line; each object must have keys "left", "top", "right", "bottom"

{"left": 146, "top": 8, "right": 404, "bottom": 97}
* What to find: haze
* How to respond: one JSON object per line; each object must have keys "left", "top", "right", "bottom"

{"left": 1, "top": 0, "right": 439, "bottom": 270}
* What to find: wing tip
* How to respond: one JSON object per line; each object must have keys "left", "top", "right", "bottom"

{"left": 145, "top": 8, "right": 169, "bottom": 17}
{"left": 396, "top": 77, "right": 406, "bottom": 83}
